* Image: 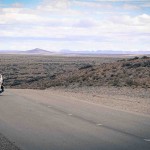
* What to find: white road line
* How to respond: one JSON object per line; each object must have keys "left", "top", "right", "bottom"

{"left": 97, "top": 124, "right": 103, "bottom": 126}
{"left": 68, "top": 114, "right": 73, "bottom": 116}
{"left": 144, "top": 139, "right": 150, "bottom": 142}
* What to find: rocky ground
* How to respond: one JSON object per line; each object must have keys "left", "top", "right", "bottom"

{"left": 0, "top": 133, "right": 20, "bottom": 150}
{"left": 48, "top": 86, "right": 150, "bottom": 115}
{"left": 11, "top": 86, "right": 150, "bottom": 115}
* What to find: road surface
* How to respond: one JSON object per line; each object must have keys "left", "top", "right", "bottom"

{"left": 0, "top": 89, "right": 150, "bottom": 150}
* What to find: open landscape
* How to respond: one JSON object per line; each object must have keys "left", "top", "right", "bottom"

{"left": 0, "top": 54, "right": 120, "bottom": 89}
{"left": 0, "top": 54, "right": 150, "bottom": 150}
{"left": 0, "top": 54, "right": 150, "bottom": 115}
{"left": 0, "top": 0, "right": 150, "bottom": 149}
{"left": 1, "top": 54, "right": 150, "bottom": 89}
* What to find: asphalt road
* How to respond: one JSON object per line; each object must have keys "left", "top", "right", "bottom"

{"left": 0, "top": 89, "right": 150, "bottom": 150}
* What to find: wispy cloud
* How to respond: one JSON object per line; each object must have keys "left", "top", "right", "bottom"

{"left": 11, "top": 2, "right": 24, "bottom": 8}
{"left": 0, "top": 0, "right": 150, "bottom": 51}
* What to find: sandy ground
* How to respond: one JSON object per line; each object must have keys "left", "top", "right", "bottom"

{"left": 11, "top": 87, "right": 150, "bottom": 115}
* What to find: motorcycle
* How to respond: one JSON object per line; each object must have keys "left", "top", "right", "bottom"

{"left": 0, "top": 84, "right": 4, "bottom": 94}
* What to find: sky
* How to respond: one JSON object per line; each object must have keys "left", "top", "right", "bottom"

{"left": 0, "top": 0, "right": 150, "bottom": 52}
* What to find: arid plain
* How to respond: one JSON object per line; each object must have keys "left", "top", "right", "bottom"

{"left": 0, "top": 54, "right": 150, "bottom": 115}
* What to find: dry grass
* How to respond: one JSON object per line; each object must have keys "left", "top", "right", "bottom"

{"left": 0, "top": 54, "right": 149, "bottom": 89}
{"left": 0, "top": 54, "right": 118, "bottom": 89}
{"left": 47, "top": 56, "right": 150, "bottom": 88}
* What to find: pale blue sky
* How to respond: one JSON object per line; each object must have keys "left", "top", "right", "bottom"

{"left": 0, "top": 0, "right": 150, "bottom": 51}
{"left": 0, "top": 0, "right": 41, "bottom": 7}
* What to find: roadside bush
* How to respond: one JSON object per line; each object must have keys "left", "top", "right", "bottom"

{"left": 112, "top": 79, "right": 120, "bottom": 87}
{"left": 141, "top": 56, "right": 149, "bottom": 59}
{"left": 79, "top": 64, "right": 93, "bottom": 70}
{"left": 122, "top": 62, "right": 132, "bottom": 67}
{"left": 128, "top": 56, "right": 139, "bottom": 61}
{"left": 126, "top": 79, "right": 138, "bottom": 87}
{"left": 11, "top": 80, "right": 22, "bottom": 86}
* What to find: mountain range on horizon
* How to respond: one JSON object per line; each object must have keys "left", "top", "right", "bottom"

{"left": 0, "top": 48, "right": 53, "bottom": 55}
{"left": 0, "top": 48, "right": 150, "bottom": 55}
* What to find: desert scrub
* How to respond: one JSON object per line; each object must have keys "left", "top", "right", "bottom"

{"left": 79, "top": 64, "right": 93, "bottom": 70}
{"left": 125, "top": 79, "right": 138, "bottom": 87}
{"left": 1, "top": 55, "right": 150, "bottom": 89}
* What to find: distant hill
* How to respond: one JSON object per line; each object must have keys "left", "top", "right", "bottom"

{"left": 60, "top": 50, "right": 150, "bottom": 55}
{"left": 0, "top": 49, "right": 150, "bottom": 55}
{"left": 0, "top": 48, "right": 54, "bottom": 55}
{"left": 20, "top": 48, "right": 53, "bottom": 55}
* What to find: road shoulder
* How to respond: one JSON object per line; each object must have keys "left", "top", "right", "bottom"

{"left": 10, "top": 87, "right": 150, "bottom": 116}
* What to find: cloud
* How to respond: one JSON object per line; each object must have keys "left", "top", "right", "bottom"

{"left": 73, "top": 19, "right": 97, "bottom": 28}
{"left": 0, "top": 0, "right": 149, "bottom": 51}
{"left": 11, "top": 3, "right": 23, "bottom": 8}
{"left": 37, "top": 0, "right": 70, "bottom": 11}
{"left": 73, "top": 1, "right": 113, "bottom": 9}
{"left": 123, "top": 4, "right": 140, "bottom": 10}
{"left": 110, "top": 14, "right": 150, "bottom": 27}
{"left": 0, "top": 7, "right": 76, "bottom": 26}
{"left": 142, "top": 3, "right": 150, "bottom": 7}
{"left": 0, "top": 8, "right": 46, "bottom": 24}
{"left": 96, "top": 0, "right": 147, "bottom": 1}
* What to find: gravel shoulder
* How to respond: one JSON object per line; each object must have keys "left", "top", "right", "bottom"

{"left": 0, "top": 133, "right": 20, "bottom": 150}
{"left": 10, "top": 86, "right": 150, "bottom": 115}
